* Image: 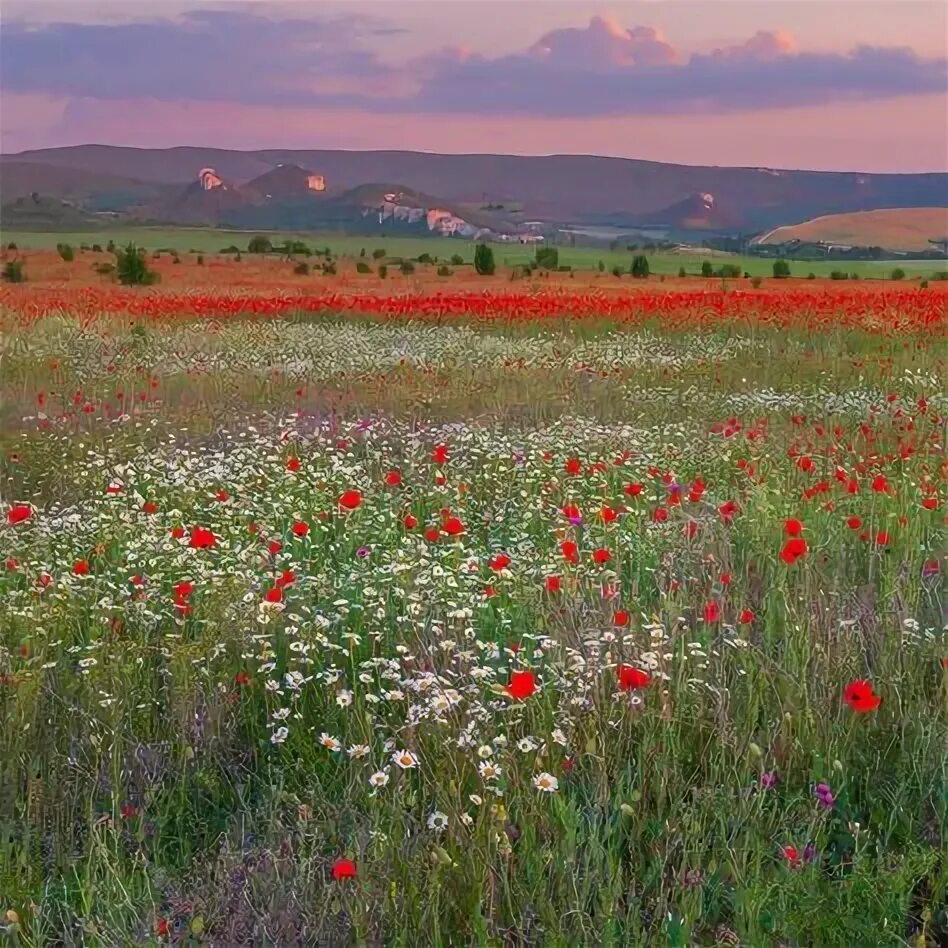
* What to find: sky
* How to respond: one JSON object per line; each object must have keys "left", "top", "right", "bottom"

{"left": 2, "top": 0, "right": 947, "bottom": 172}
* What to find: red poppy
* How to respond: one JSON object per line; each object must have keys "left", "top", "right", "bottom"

{"left": 564, "top": 457, "right": 582, "bottom": 475}
{"left": 739, "top": 608, "right": 755, "bottom": 624}
{"left": 339, "top": 489, "right": 362, "bottom": 510}
{"left": 561, "top": 503, "right": 582, "bottom": 521}
{"left": 561, "top": 540, "right": 578, "bottom": 564}
{"left": 142, "top": 501, "right": 158, "bottom": 514}
{"left": 613, "top": 610, "right": 630, "bottom": 626}
{"left": 264, "top": 587, "right": 283, "bottom": 604}
{"left": 843, "top": 679, "right": 881, "bottom": 712}
{"left": 703, "top": 601, "right": 721, "bottom": 623}
{"left": 780, "top": 537, "right": 808, "bottom": 565}
{"left": 424, "top": 527, "right": 440, "bottom": 542}
{"left": 592, "top": 548, "right": 611, "bottom": 565}
{"left": 189, "top": 526, "right": 218, "bottom": 549}
{"left": 330, "top": 857, "right": 357, "bottom": 881}
{"left": 718, "top": 500, "right": 738, "bottom": 522}
{"left": 432, "top": 444, "right": 449, "bottom": 464}
{"left": 652, "top": 507, "right": 668, "bottom": 523}
{"left": 545, "top": 575, "right": 562, "bottom": 593}
{"left": 73, "top": 559, "right": 90, "bottom": 576}
{"left": 846, "top": 516, "right": 862, "bottom": 530}
{"left": 6, "top": 504, "right": 31, "bottom": 525}
{"left": 276, "top": 569, "right": 296, "bottom": 588}
{"left": 268, "top": 539, "right": 283, "bottom": 555}
{"left": 784, "top": 518, "right": 803, "bottom": 537}
{"left": 617, "top": 664, "right": 651, "bottom": 690}
{"left": 873, "top": 531, "right": 890, "bottom": 546}
{"left": 624, "top": 483, "right": 643, "bottom": 497}
{"left": 782, "top": 845, "right": 800, "bottom": 863}
{"left": 291, "top": 521, "right": 310, "bottom": 538}
{"left": 871, "top": 475, "right": 889, "bottom": 494}
{"left": 507, "top": 669, "right": 537, "bottom": 700}
{"left": 442, "top": 516, "right": 465, "bottom": 536}
{"left": 131, "top": 574, "right": 145, "bottom": 587}
{"left": 403, "top": 513, "right": 418, "bottom": 529}
{"left": 215, "top": 489, "right": 230, "bottom": 503}
{"left": 921, "top": 497, "right": 938, "bottom": 510}
{"left": 599, "top": 505, "right": 618, "bottom": 523}
{"left": 385, "top": 470, "right": 402, "bottom": 486}
{"left": 286, "top": 457, "right": 301, "bottom": 472}
{"left": 6, "top": 557, "right": 18, "bottom": 571}
{"left": 484, "top": 585, "right": 497, "bottom": 599}
{"left": 489, "top": 553, "right": 511, "bottom": 571}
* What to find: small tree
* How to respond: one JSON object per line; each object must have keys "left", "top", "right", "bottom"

{"left": 248, "top": 235, "right": 272, "bottom": 254}
{"left": 535, "top": 246, "right": 559, "bottom": 270}
{"left": 450, "top": 254, "right": 464, "bottom": 266}
{"left": 678, "top": 266, "right": 686, "bottom": 278}
{"left": 437, "top": 265, "right": 453, "bottom": 276}
{"left": 772, "top": 258, "right": 791, "bottom": 279}
{"left": 598, "top": 260, "right": 605, "bottom": 273}
{"left": 115, "top": 243, "right": 158, "bottom": 285}
{"left": 372, "top": 248, "right": 387, "bottom": 260}
{"left": 701, "top": 260, "right": 713, "bottom": 278}
{"left": 378, "top": 265, "right": 388, "bottom": 279}
{"left": 57, "top": 243, "right": 74, "bottom": 262}
{"left": 474, "top": 243, "right": 495, "bottom": 276}
{"left": 2, "top": 260, "right": 26, "bottom": 283}
{"left": 890, "top": 267, "right": 906, "bottom": 280}
{"left": 630, "top": 254, "right": 650, "bottom": 278}
{"left": 400, "top": 261, "right": 415, "bottom": 275}
{"left": 356, "top": 261, "right": 372, "bottom": 274}
{"left": 611, "top": 265, "right": 623, "bottom": 278}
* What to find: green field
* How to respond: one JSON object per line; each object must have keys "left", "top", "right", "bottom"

{"left": 4, "top": 226, "right": 946, "bottom": 279}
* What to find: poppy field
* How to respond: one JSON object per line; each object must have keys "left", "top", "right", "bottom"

{"left": 1, "top": 282, "right": 946, "bottom": 946}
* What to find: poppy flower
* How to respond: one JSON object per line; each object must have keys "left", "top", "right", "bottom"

{"left": 873, "top": 531, "right": 890, "bottom": 546}
{"left": 624, "top": 483, "right": 643, "bottom": 497}
{"left": 617, "top": 664, "right": 650, "bottom": 690}
{"left": 291, "top": 521, "right": 310, "bottom": 538}
{"left": 6, "top": 558, "right": 18, "bottom": 571}
{"left": 564, "top": 457, "right": 582, "bottom": 475}
{"left": 385, "top": 470, "right": 402, "bottom": 486}
{"left": 6, "top": 504, "right": 31, "bottom": 525}
{"left": 592, "top": 548, "right": 611, "bottom": 565}
{"left": 142, "top": 501, "right": 158, "bottom": 514}
{"left": 921, "top": 497, "right": 938, "bottom": 510}
{"left": 403, "top": 514, "right": 418, "bottom": 529}
{"left": 339, "top": 489, "right": 362, "bottom": 510}
{"left": 843, "top": 679, "right": 881, "bottom": 713}
{"left": 784, "top": 518, "right": 803, "bottom": 537}
{"left": 613, "top": 610, "right": 630, "bottom": 627}
{"left": 560, "top": 540, "right": 578, "bottom": 564}
{"left": 189, "top": 526, "right": 217, "bottom": 549}
{"left": 73, "top": 559, "right": 90, "bottom": 576}
{"left": 846, "top": 516, "right": 862, "bottom": 530}
{"left": 545, "top": 575, "right": 561, "bottom": 593}
{"left": 235, "top": 671, "right": 251, "bottom": 686}
{"left": 871, "top": 475, "right": 889, "bottom": 494}
{"left": 264, "top": 587, "right": 283, "bottom": 604}
{"left": 780, "top": 537, "right": 808, "bottom": 565}
{"left": 286, "top": 457, "right": 301, "bottom": 472}
{"left": 561, "top": 503, "right": 582, "bottom": 523}
{"left": 489, "top": 553, "right": 511, "bottom": 571}
{"left": 703, "top": 601, "right": 721, "bottom": 623}
{"left": 215, "top": 489, "right": 230, "bottom": 503}
{"left": 507, "top": 669, "right": 537, "bottom": 700}
{"left": 442, "top": 516, "right": 465, "bottom": 536}
{"left": 739, "top": 608, "right": 755, "bottom": 624}
{"left": 599, "top": 506, "right": 618, "bottom": 523}
{"left": 424, "top": 527, "right": 440, "bottom": 542}
{"left": 432, "top": 444, "right": 449, "bottom": 464}
{"left": 268, "top": 539, "right": 283, "bottom": 555}
{"left": 718, "top": 500, "right": 738, "bottom": 522}
{"left": 330, "top": 857, "right": 357, "bottom": 881}
{"left": 652, "top": 507, "right": 668, "bottom": 523}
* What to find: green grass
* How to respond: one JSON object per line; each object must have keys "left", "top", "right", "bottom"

{"left": 5, "top": 226, "right": 946, "bottom": 278}
{"left": 0, "top": 310, "right": 945, "bottom": 946}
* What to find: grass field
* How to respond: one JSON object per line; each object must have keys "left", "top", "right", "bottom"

{"left": 5, "top": 226, "right": 948, "bottom": 279}
{"left": 1, "top": 272, "right": 945, "bottom": 945}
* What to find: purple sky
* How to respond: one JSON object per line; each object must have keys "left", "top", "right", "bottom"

{"left": 2, "top": 1, "right": 947, "bottom": 171}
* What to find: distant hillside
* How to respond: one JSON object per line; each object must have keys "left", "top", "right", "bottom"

{"left": 755, "top": 207, "right": 948, "bottom": 252}
{"left": 4, "top": 145, "right": 946, "bottom": 233}
{"left": 1, "top": 192, "right": 104, "bottom": 231}
{"left": 631, "top": 192, "right": 741, "bottom": 232}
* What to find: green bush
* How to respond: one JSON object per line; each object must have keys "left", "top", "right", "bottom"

{"left": 701, "top": 261, "right": 713, "bottom": 278}
{"left": 678, "top": 266, "right": 687, "bottom": 278}
{"left": 890, "top": 267, "right": 906, "bottom": 280}
{"left": 611, "top": 265, "right": 623, "bottom": 277}
{"left": 807, "top": 272, "right": 816, "bottom": 280}
{"left": 57, "top": 243, "right": 75, "bottom": 262}
{"left": 400, "top": 261, "right": 415, "bottom": 275}
{"left": 91, "top": 243, "right": 103, "bottom": 253}
{"left": 437, "top": 265, "right": 453, "bottom": 276}
{"left": 920, "top": 279, "right": 928, "bottom": 288}
{"left": 322, "top": 262, "right": 336, "bottom": 275}
{"left": 474, "top": 244, "right": 495, "bottom": 276}
{"left": 830, "top": 270, "right": 849, "bottom": 280}
{"left": 372, "top": 248, "right": 387, "bottom": 260}
{"left": 450, "top": 254, "right": 464, "bottom": 266}
{"left": 248, "top": 235, "right": 272, "bottom": 254}
{"left": 772, "top": 258, "right": 791, "bottom": 279}
{"left": 115, "top": 243, "right": 158, "bottom": 285}
{"left": 356, "top": 261, "right": 372, "bottom": 274}
{"left": 196, "top": 254, "right": 204, "bottom": 266}
{"left": 417, "top": 253, "right": 434, "bottom": 265}
{"left": 378, "top": 264, "right": 388, "bottom": 279}
{"left": 5, "top": 242, "right": 16, "bottom": 251}
{"left": 535, "top": 246, "right": 559, "bottom": 270}
{"left": 714, "top": 263, "right": 741, "bottom": 279}
{"left": 630, "top": 254, "right": 650, "bottom": 278}
{"left": 2, "top": 260, "right": 25, "bottom": 283}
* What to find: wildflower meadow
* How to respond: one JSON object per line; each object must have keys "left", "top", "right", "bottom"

{"left": 1, "top": 279, "right": 946, "bottom": 945}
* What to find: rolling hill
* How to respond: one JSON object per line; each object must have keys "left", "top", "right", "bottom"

{"left": 754, "top": 207, "right": 948, "bottom": 252}
{"left": 3, "top": 145, "right": 946, "bottom": 234}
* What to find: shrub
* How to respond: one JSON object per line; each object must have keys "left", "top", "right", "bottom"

{"left": 807, "top": 272, "right": 816, "bottom": 280}
{"left": 196, "top": 254, "right": 204, "bottom": 266}
{"left": 920, "top": 280, "right": 929, "bottom": 288}
{"left": 678, "top": 266, "right": 686, "bottom": 278}
{"left": 5, "top": 242, "right": 16, "bottom": 251}
{"left": 474, "top": 244, "right": 495, "bottom": 276}
{"left": 630, "top": 254, "right": 650, "bottom": 278}
{"left": 400, "top": 261, "right": 415, "bottom": 275}
{"left": 715, "top": 264, "right": 741, "bottom": 279}
{"left": 220, "top": 245, "right": 241, "bottom": 254}
{"left": 248, "top": 235, "right": 272, "bottom": 254}
{"left": 91, "top": 243, "right": 103, "bottom": 253}
{"left": 294, "top": 262, "right": 310, "bottom": 275}
{"left": 931, "top": 271, "right": 948, "bottom": 281}
{"left": 850, "top": 272, "right": 859, "bottom": 281}
{"left": 322, "top": 262, "right": 336, "bottom": 275}
{"left": 701, "top": 261, "right": 713, "bottom": 278}
{"left": 611, "top": 265, "right": 623, "bottom": 278}
{"left": 751, "top": 276, "right": 763, "bottom": 288}
{"left": 355, "top": 261, "right": 372, "bottom": 274}
{"left": 598, "top": 260, "right": 605, "bottom": 272}
{"left": 106, "top": 240, "right": 115, "bottom": 253}
{"left": 57, "top": 243, "right": 74, "bottom": 262}
{"left": 372, "top": 248, "right": 386, "bottom": 260}
{"left": 830, "top": 270, "right": 848, "bottom": 280}
{"left": 2, "top": 260, "right": 25, "bottom": 283}
{"left": 890, "top": 267, "right": 906, "bottom": 280}
{"left": 450, "top": 254, "right": 464, "bottom": 266}
{"left": 359, "top": 247, "right": 366, "bottom": 257}
{"left": 535, "top": 246, "right": 559, "bottom": 270}
{"left": 378, "top": 264, "right": 387, "bottom": 279}
{"left": 115, "top": 243, "right": 158, "bottom": 285}
{"left": 437, "top": 265, "right": 453, "bottom": 276}
{"left": 772, "top": 258, "right": 791, "bottom": 279}
{"left": 417, "top": 253, "right": 434, "bottom": 265}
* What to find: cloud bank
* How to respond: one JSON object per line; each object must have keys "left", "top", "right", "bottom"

{"left": 2, "top": 10, "right": 945, "bottom": 118}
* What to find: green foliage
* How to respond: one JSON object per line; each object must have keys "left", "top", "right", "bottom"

{"left": 196, "top": 254, "right": 204, "bottom": 266}
{"left": 321, "top": 261, "right": 336, "bottom": 275}
{"left": 437, "top": 265, "right": 453, "bottom": 276}
{"left": 535, "top": 246, "right": 559, "bottom": 270}
{"left": 6, "top": 241, "right": 17, "bottom": 250}
{"left": 56, "top": 243, "right": 74, "bottom": 262}
{"left": 890, "top": 267, "right": 906, "bottom": 280}
{"left": 598, "top": 260, "right": 606, "bottom": 272}
{"left": 714, "top": 263, "right": 741, "bottom": 279}
{"left": 248, "top": 235, "right": 273, "bottom": 254}
{"left": 416, "top": 253, "right": 434, "bottom": 265}
{"left": 807, "top": 272, "right": 816, "bottom": 279}
{"left": 2, "top": 259, "right": 25, "bottom": 283}
{"left": 378, "top": 264, "right": 388, "bottom": 278}
{"left": 356, "top": 261, "right": 372, "bottom": 274}
{"left": 114, "top": 243, "right": 158, "bottom": 285}
{"left": 920, "top": 279, "right": 928, "bottom": 288}
{"left": 220, "top": 245, "right": 241, "bottom": 254}
{"left": 630, "top": 254, "right": 650, "bottom": 278}
{"left": 678, "top": 266, "right": 687, "bottom": 278}
{"left": 450, "top": 254, "right": 464, "bottom": 266}
{"left": 772, "top": 258, "right": 791, "bottom": 279}
{"left": 91, "top": 243, "right": 103, "bottom": 253}
{"left": 830, "top": 270, "right": 849, "bottom": 280}
{"left": 611, "top": 265, "right": 623, "bottom": 277}
{"left": 372, "top": 248, "right": 387, "bottom": 259}
{"left": 701, "top": 260, "right": 713, "bottom": 278}
{"left": 400, "top": 260, "right": 415, "bottom": 275}
{"left": 474, "top": 243, "right": 495, "bottom": 275}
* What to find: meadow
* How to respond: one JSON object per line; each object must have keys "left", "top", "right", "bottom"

{"left": 0, "top": 262, "right": 946, "bottom": 946}
{"left": 5, "top": 227, "right": 948, "bottom": 279}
